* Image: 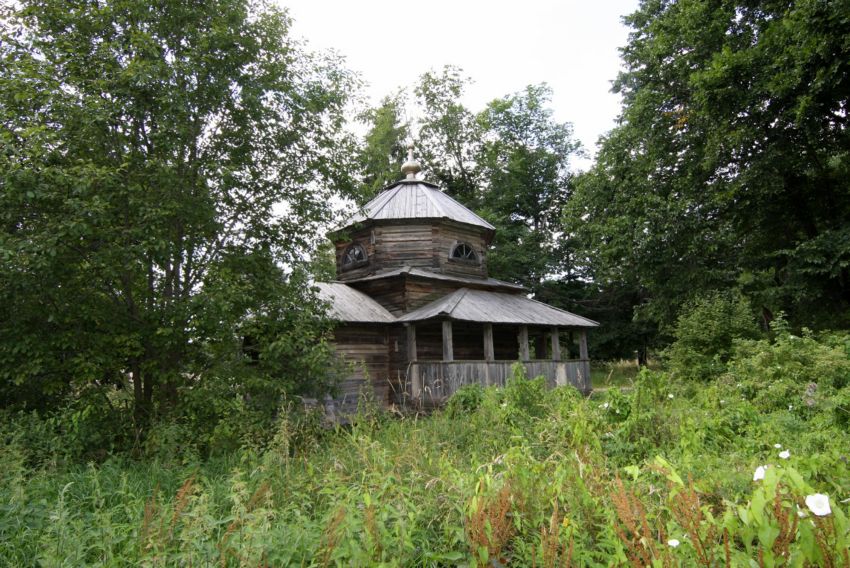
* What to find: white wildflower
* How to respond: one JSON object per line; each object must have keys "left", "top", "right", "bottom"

{"left": 668, "top": 393, "right": 674, "bottom": 399}
{"left": 599, "top": 402, "right": 609, "bottom": 409}
{"left": 774, "top": 443, "right": 782, "bottom": 449}
{"left": 667, "top": 539, "right": 680, "bottom": 548}
{"left": 779, "top": 450, "right": 790, "bottom": 459}
{"left": 753, "top": 465, "right": 767, "bottom": 481}
{"left": 788, "top": 404, "right": 794, "bottom": 411}
{"left": 805, "top": 494, "right": 831, "bottom": 517}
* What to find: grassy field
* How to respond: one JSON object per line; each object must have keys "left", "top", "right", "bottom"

{"left": 589, "top": 360, "right": 656, "bottom": 389}
{"left": 2, "top": 361, "right": 849, "bottom": 566}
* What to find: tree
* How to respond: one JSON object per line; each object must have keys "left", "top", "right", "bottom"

{"left": 568, "top": 0, "right": 850, "bottom": 337}
{"left": 0, "top": 0, "right": 356, "bottom": 425}
{"left": 414, "top": 66, "right": 484, "bottom": 205}
{"left": 357, "top": 92, "right": 409, "bottom": 202}
{"left": 665, "top": 290, "right": 759, "bottom": 381}
{"left": 478, "top": 84, "right": 581, "bottom": 294}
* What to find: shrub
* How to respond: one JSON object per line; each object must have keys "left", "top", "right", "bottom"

{"left": 728, "top": 327, "right": 850, "bottom": 415}
{"left": 502, "top": 363, "right": 547, "bottom": 426}
{"left": 445, "top": 384, "right": 486, "bottom": 417}
{"left": 666, "top": 290, "right": 760, "bottom": 380}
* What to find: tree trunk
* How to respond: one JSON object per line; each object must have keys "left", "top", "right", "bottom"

{"left": 636, "top": 344, "right": 648, "bottom": 368}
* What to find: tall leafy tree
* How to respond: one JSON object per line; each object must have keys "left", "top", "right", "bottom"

{"left": 569, "top": 0, "right": 850, "bottom": 336}
{"left": 414, "top": 66, "right": 484, "bottom": 205}
{"left": 0, "top": 0, "right": 356, "bottom": 422}
{"left": 357, "top": 92, "right": 409, "bottom": 201}
{"left": 479, "top": 84, "right": 581, "bottom": 294}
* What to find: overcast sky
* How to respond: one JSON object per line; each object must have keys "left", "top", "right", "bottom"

{"left": 280, "top": 1, "right": 640, "bottom": 169}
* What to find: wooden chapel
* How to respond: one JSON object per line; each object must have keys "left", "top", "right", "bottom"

{"left": 317, "top": 147, "right": 598, "bottom": 411}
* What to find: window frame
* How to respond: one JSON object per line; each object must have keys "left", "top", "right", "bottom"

{"left": 448, "top": 241, "right": 480, "bottom": 265}
{"left": 341, "top": 242, "right": 368, "bottom": 270}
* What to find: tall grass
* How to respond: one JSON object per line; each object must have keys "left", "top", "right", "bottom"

{"left": 2, "top": 364, "right": 849, "bottom": 565}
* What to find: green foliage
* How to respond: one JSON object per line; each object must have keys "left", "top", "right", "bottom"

{"left": 727, "top": 326, "right": 850, "bottom": 416}
{"left": 444, "top": 383, "right": 485, "bottom": 417}
{"left": 501, "top": 363, "right": 548, "bottom": 427}
{"left": 568, "top": 0, "right": 850, "bottom": 343}
{"left": 414, "top": 66, "right": 484, "bottom": 205}
{"left": 477, "top": 84, "right": 582, "bottom": 293}
{"left": 0, "top": 0, "right": 355, "bottom": 424}
{"left": 356, "top": 92, "right": 410, "bottom": 201}
{"left": 666, "top": 290, "right": 761, "bottom": 380}
{"left": 3, "top": 348, "right": 850, "bottom": 565}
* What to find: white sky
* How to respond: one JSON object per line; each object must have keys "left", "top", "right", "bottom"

{"left": 279, "top": 0, "right": 640, "bottom": 170}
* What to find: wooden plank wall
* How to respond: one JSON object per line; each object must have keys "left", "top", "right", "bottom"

{"left": 375, "top": 224, "right": 435, "bottom": 270}
{"left": 334, "top": 227, "right": 374, "bottom": 280}
{"left": 347, "top": 277, "right": 408, "bottom": 315}
{"left": 333, "top": 221, "right": 490, "bottom": 282}
{"left": 434, "top": 224, "right": 488, "bottom": 278}
{"left": 332, "top": 324, "right": 390, "bottom": 408}
{"left": 387, "top": 325, "right": 408, "bottom": 405}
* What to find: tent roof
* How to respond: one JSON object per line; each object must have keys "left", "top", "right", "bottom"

{"left": 340, "top": 180, "right": 495, "bottom": 232}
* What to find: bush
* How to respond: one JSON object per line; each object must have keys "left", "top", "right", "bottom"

{"left": 445, "top": 384, "right": 486, "bottom": 417}
{"left": 728, "top": 327, "right": 850, "bottom": 415}
{"left": 666, "top": 290, "right": 760, "bottom": 380}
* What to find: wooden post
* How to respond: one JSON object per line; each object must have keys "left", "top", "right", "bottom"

{"left": 406, "top": 323, "right": 420, "bottom": 400}
{"left": 483, "top": 323, "right": 494, "bottom": 386}
{"left": 550, "top": 327, "right": 561, "bottom": 361}
{"left": 579, "top": 329, "right": 589, "bottom": 360}
{"left": 442, "top": 319, "right": 454, "bottom": 362}
{"left": 518, "top": 325, "right": 529, "bottom": 361}
{"left": 483, "top": 323, "right": 494, "bottom": 361}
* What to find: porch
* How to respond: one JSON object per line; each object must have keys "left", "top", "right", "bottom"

{"left": 407, "top": 359, "right": 590, "bottom": 406}
{"left": 402, "top": 319, "right": 592, "bottom": 407}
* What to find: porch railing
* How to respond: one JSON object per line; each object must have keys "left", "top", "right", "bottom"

{"left": 406, "top": 359, "right": 591, "bottom": 406}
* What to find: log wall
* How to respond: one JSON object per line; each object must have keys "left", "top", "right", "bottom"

{"left": 334, "top": 221, "right": 489, "bottom": 281}
{"left": 331, "top": 324, "right": 390, "bottom": 410}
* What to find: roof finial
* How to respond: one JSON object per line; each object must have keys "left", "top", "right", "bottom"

{"left": 400, "top": 141, "right": 421, "bottom": 180}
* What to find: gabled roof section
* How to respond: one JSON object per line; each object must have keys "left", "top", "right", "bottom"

{"left": 316, "top": 282, "right": 395, "bottom": 323}
{"left": 396, "top": 288, "right": 599, "bottom": 328}
{"left": 346, "top": 265, "right": 526, "bottom": 292}
{"left": 342, "top": 180, "right": 495, "bottom": 232}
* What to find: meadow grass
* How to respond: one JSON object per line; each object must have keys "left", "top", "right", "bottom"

{"left": 590, "top": 359, "right": 661, "bottom": 389}
{"left": 2, "top": 367, "right": 849, "bottom": 566}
